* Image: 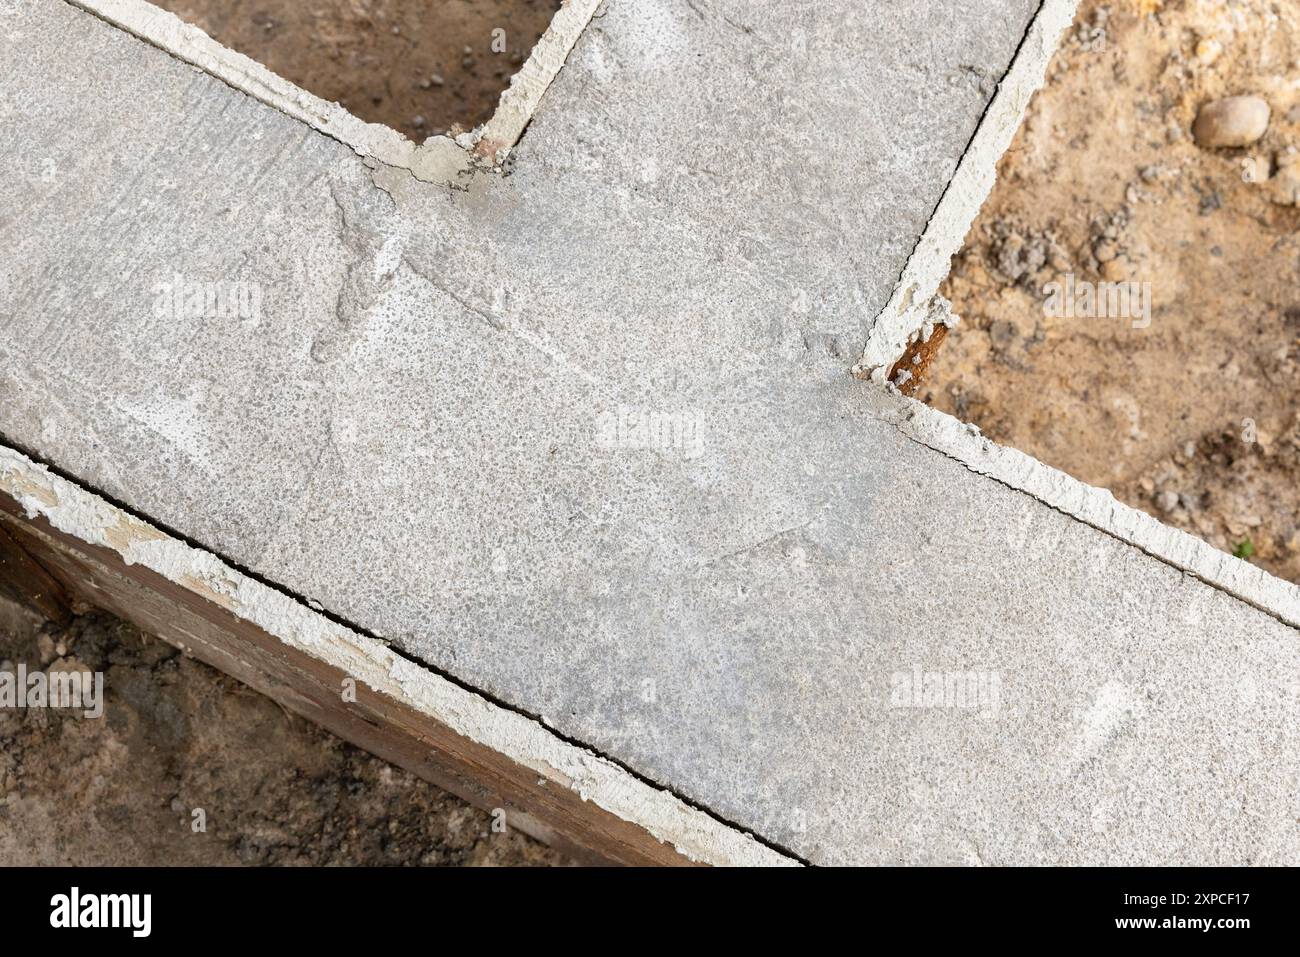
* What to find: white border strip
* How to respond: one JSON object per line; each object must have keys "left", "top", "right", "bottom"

{"left": 859, "top": 0, "right": 1300, "bottom": 630}
{"left": 0, "top": 445, "right": 795, "bottom": 866}
{"left": 65, "top": 0, "right": 425, "bottom": 170}
{"left": 64, "top": 0, "right": 600, "bottom": 175}
{"left": 857, "top": 0, "right": 1079, "bottom": 378}
{"left": 473, "top": 0, "right": 603, "bottom": 161}
{"left": 881, "top": 395, "right": 1300, "bottom": 630}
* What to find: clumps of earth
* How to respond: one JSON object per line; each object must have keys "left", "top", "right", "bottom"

{"left": 918, "top": 0, "right": 1300, "bottom": 585}
{"left": 0, "top": 602, "right": 567, "bottom": 866}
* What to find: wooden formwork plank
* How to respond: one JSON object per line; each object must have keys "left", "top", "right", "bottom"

{"left": 0, "top": 492, "right": 699, "bottom": 866}
{"left": 0, "top": 520, "right": 72, "bottom": 625}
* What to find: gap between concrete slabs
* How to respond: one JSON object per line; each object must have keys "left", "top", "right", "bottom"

{"left": 62, "top": 0, "right": 603, "bottom": 179}
{"left": 0, "top": 440, "right": 801, "bottom": 866}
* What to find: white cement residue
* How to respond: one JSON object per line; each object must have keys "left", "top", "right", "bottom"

{"left": 857, "top": 0, "right": 1080, "bottom": 378}
{"left": 882, "top": 396, "right": 1300, "bottom": 632}
{"left": 0, "top": 443, "right": 794, "bottom": 866}
{"left": 473, "top": 0, "right": 605, "bottom": 161}
{"left": 64, "top": 0, "right": 601, "bottom": 177}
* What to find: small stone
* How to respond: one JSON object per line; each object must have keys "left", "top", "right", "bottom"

{"left": 1195, "top": 37, "right": 1221, "bottom": 65}
{"left": 36, "top": 634, "right": 56, "bottom": 665}
{"left": 1193, "top": 96, "right": 1270, "bottom": 149}
{"left": 413, "top": 115, "right": 426, "bottom": 128}
{"left": 1157, "top": 490, "right": 1181, "bottom": 512}
{"left": 1093, "top": 239, "right": 1118, "bottom": 263}
{"left": 989, "top": 320, "right": 1018, "bottom": 349}
{"left": 1100, "top": 258, "right": 1128, "bottom": 282}
{"left": 429, "top": 74, "right": 445, "bottom": 87}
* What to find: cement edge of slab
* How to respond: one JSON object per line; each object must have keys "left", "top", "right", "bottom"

{"left": 855, "top": 0, "right": 1300, "bottom": 632}
{"left": 475, "top": 0, "right": 605, "bottom": 162}
{"left": 880, "top": 393, "right": 1300, "bottom": 631}
{"left": 63, "top": 0, "right": 602, "bottom": 179}
{"left": 0, "top": 443, "right": 797, "bottom": 867}
{"left": 856, "top": 0, "right": 1080, "bottom": 376}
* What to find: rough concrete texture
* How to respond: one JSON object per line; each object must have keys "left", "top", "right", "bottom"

{"left": 65, "top": 0, "right": 601, "bottom": 171}
{"left": 0, "top": 446, "right": 791, "bottom": 866}
{"left": 856, "top": 0, "right": 1080, "bottom": 377}
{"left": 3, "top": 0, "right": 1299, "bottom": 865}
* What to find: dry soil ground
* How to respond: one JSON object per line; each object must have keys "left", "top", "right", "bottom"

{"left": 0, "top": 598, "right": 567, "bottom": 865}
{"left": 921, "top": 0, "right": 1300, "bottom": 584}
{"left": 151, "top": 0, "right": 563, "bottom": 141}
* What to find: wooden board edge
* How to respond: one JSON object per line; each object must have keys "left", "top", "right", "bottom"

{"left": 0, "top": 448, "right": 795, "bottom": 867}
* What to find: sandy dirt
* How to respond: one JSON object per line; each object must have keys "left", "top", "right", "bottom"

{"left": 0, "top": 599, "right": 567, "bottom": 866}
{"left": 920, "top": 0, "right": 1300, "bottom": 585}
{"left": 151, "top": 0, "right": 563, "bottom": 141}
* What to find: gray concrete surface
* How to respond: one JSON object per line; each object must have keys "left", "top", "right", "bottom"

{"left": 3, "top": 0, "right": 1299, "bottom": 864}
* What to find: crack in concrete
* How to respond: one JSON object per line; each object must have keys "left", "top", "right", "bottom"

{"left": 400, "top": 254, "right": 618, "bottom": 399}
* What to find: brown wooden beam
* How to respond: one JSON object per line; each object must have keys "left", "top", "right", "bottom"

{"left": 0, "top": 493, "right": 699, "bottom": 866}
{"left": 0, "top": 519, "right": 73, "bottom": 625}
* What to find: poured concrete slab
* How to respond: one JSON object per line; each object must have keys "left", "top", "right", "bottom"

{"left": 3, "top": 0, "right": 1299, "bottom": 865}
